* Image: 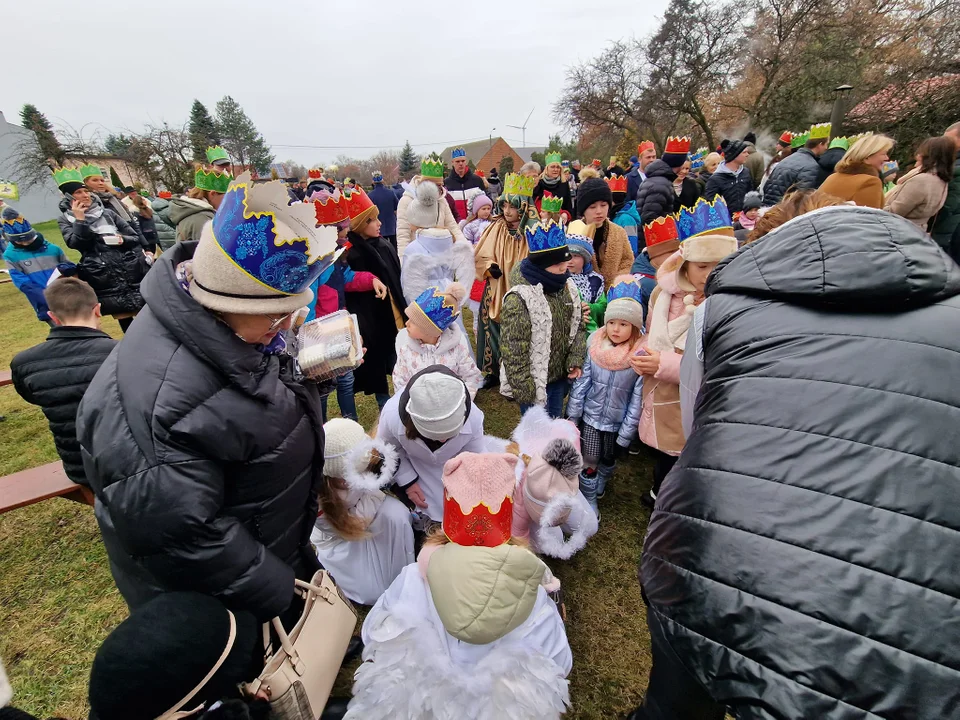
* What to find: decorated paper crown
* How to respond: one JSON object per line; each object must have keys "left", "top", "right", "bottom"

{"left": 540, "top": 193, "right": 564, "bottom": 213}
{"left": 79, "top": 164, "right": 103, "bottom": 179}
{"left": 676, "top": 197, "right": 735, "bottom": 240}
{"left": 343, "top": 186, "right": 374, "bottom": 219}
{"left": 195, "top": 167, "right": 233, "bottom": 193}
{"left": 808, "top": 122, "right": 832, "bottom": 140}
{"left": 605, "top": 175, "right": 628, "bottom": 193}
{"left": 476, "top": 170, "right": 485, "bottom": 177}
{"left": 421, "top": 154, "right": 444, "bottom": 180}
{"left": 1, "top": 210, "right": 34, "bottom": 239}
{"left": 779, "top": 130, "right": 794, "bottom": 145}
{"left": 53, "top": 167, "right": 84, "bottom": 188}
{"left": 643, "top": 215, "right": 680, "bottom": 249}
{"left": 411, "top": 285, "right": 461, "bottom": 333}
{"left": 696, "top": 146, "right": 709, "bottom": 156}
{"left": 307, "top": 168, "right": 324, "bottom": 181}
{"left": 690, "top": 155, "right": 705, "bottom": 171}
{"left": 664, "top": 136, "right": 692, "bottom": 155}
{"left": 371, "top": 170, "right": 383, "bottom": 182}
{"left": 503, "top": 172, "right": 537, "bottom": 198}
{"left": 591, "top": 158, "right": 602, "bottom": 166}
{"left": 525, "top": 219, "right": 568, "bottom": 254}
{"left": 206, "top": 146, "right": 230, "bottom": 165}
{"left": 451, "top": 147, "right": 467, "bottom": 160}
{"left": 209, "top": 172, "right": 342, "bottom": 296}
{"left": 560, "top": 160, "right": 570, "bottom": 168}
{"left": 829, "top": 136, "right": 849, "bottom": 150}
{"left": 545, "top": 151, "right": 562, "bottom": 166}
{"left": 790, "top": 131, "right": 809, "bottom": 148}
{"left": 442, "top": 453, "right": 517, "bottom": 548}
{"left": 313, "top": 190, "right": 350, "bottom": 225}
{"left": 158, "top": 190, "right": 172, "bottom": 199}
{"left": 849, "top": 131, "right": 873, "bottom": 146}
{"left": 638, "top": 140, "right": 656, "bottom": 154}
{"left": 606, "top": 276, "right": 644, "bottom": 305}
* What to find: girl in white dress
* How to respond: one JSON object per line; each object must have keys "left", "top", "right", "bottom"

{"left": 311, "top": 418, "right": 415, "bottom": 605}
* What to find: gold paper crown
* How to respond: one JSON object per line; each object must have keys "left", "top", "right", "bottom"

{"left": 503, "top": 173, "right": 537, "bottom": 198}
{"left": 808, "top": 122, "right": 832, "bottom": 140}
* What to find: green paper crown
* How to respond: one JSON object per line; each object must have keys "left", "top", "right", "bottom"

{"left": 53, "top": 167, "right": 84, "bottom": 187}
{"left": 545, "top": 151, "right": 562, "bottom": 166}
{"left": 541, "top": 194, "right": 563, "bottom": 213}
{"left": 849, "top": 131, "right": 873, "bottom": 147}
{"left": 80, "top": 164, "right": 103, "bottom": 179}
{"left": 790, "top": 131, "right": 809, "bottom": 148}
{"left": 421, "top": 155, "right": 444, "bottom": 179}
{"left": 503, "top": 173, "right": 537, "bottom": 198}
{"left": 206, "top": 145, "right": 230, "bottom": 165}
{"left": 829, "top": 136, "right": 849, "bottom": 150}
{"left": 195, "top": 167, "right": 233, "bottom": 193}
{"left": 808, "top": 122, "right": 832, "bottom": 140}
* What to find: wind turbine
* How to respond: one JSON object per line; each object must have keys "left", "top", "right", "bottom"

{"left": 507, "top": 107, "right": 535, "bottom": 148}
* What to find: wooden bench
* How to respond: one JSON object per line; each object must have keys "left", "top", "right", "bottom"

{"left": 0, "top": 461, "right": 95, "bottom": 514}
{"left": 0, "top": 369, "right": 11, "bottom": 387}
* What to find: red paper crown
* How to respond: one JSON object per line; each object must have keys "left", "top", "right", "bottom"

{"left": 314, "top": 194, "right": 350, "bottom": 225}
{"left": 443, "top": 490, "right": 514, "bottom": 548}
{"left": 308, "top": 168, "right": 323, "bottom": 180}
{"left": 158, "top": 190, "right": 172, "bottom": 199}
{"left": 664, "top": 136, "right": 691, "bottom": 154}
{"left": 591, "top": 158, "right": 602, "bottom": 166}
{"left": 638, "top": 140, "right": 656, "bottom": 154}
{"left": 343, "top": 187, "right": 374, "bottom": 219}
{"left": 605, "top": 175, "right": 628, "bottom": 193}
{"left": 643, "top": 215, "right": 680, "bottom": 247}
{"left": 779, "top": 131, "right": 794, "bottom": 144}
{"left": 476, "top": 170, "right": 485, "bottom": 177}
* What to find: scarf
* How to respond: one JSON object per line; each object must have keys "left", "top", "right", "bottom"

{"left": 540, "top": 174, "right": 561, "bottom": 187}
{"left": 738, "top": 214, "right": 757, "bottom": 230}
{"left": 519, "top": 258, "right": 570, "bottom": 294}
{"left": 588, "top": 329, "right": 643, "bottom": 371}
{"left": 64, "top": 195, "right": 121, "bottom": 241}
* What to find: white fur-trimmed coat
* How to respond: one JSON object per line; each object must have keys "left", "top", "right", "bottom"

{"left": 400, "top": 230, "right": 476, "bottom": 305}
{"left": 392, "top": 326, "right": 483, "bottom": 399}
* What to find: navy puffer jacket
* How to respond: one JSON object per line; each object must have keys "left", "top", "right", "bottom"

{"left": 636, "top": 160, "right": 677, "bottom": 224}
{"left": 761, "top": 147, "right": 823, "bottom": 206}
{"left": 77, "top": 242, "right": 324, "bottom": 620}
{"left": 642, "top": 207, "right": 960, "bottom": 718}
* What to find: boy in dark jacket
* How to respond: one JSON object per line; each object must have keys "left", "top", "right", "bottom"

{"left": 636, "top": 138, "right": 691, "bottom": 224}
{"left": 1, "top": 207, "right": 66, "bottom": 324}
{"left": 705, "top": 140, "right": 754, "bottom": 212}
{"left": 11, "top": 278, "right": 116, "bottom": 483}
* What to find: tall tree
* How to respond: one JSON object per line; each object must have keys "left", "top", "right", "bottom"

{"left": 105, "top": 133, "right": 134, "bottom": 157}
{"left": 19, "top": 104, "right": 64, "bottom": 164}
{"left": 398, "top": 140, "right": 419, "bottom": 175}
{"left": 214, "top": 96, "right": 274, "bottom": 174}
{"left": 188, "top": 100, "right": 220, "bottom": 163}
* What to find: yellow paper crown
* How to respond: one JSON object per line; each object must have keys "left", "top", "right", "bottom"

{"left": 503, "top": 173, "right": 537, "bottom": 198}
{"left": 808, "top": 122, "right": 832, "bottom": 140}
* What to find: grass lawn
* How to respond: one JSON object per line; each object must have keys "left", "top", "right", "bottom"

{"left": 0, "top": 222, "right": 656, "bottom": 719}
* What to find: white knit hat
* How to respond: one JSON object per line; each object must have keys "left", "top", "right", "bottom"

{"left": 406, "top": 372, "right": 467, "bottom": 441}
{"left": 405, "top": 180, "right": 443, "bottom": 229}
{"left": 322, "top": 418, "right": 398, "bottom": 491}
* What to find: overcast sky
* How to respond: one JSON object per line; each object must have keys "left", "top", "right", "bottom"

{"left": 4, "top": 0, "right": 668, "bottom": 166}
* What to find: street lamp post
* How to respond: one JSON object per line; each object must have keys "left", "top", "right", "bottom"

{"left": 830, "top": 84, "right": 854, "bottom": 140}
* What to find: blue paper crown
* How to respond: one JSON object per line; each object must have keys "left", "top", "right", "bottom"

{"left": 675, "top": 197, "right": 734, "bottom": 241}
{"left": 525, "top": 220, "right": 568, "bottom": 254}
{"left": 606, "top": 277, "right": 644, "bottom": 305}
{"left": 211, "top": 181, "right": 335, "bottom": 295}
{"left": 561, "top": 160, "right": 570, "bottom": 167}
{"left": 414, "top": 285, "right": 460, "bottom": 331}
{"left": 451, "top": 147, "right": 467, "bottom": 160}
{"left": 372, "top": 170, "right": 383, "bottom": 182}
{"left": 1, "top": 213, "right": 33, "bottom": 238}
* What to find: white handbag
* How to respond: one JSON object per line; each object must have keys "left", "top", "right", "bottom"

{"left": 244, "top": 570, "right": 358, "bottom": 720}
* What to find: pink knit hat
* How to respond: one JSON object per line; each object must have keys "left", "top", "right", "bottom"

{"left": 442, "top": 452, "right": 518, "bottom": 547}
{"left": 524, "top": 439, "right": 582, "bottom": 525}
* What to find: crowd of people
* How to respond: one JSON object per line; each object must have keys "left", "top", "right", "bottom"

{"left": 2, "top": 119, "right": 959, "bottom": 720}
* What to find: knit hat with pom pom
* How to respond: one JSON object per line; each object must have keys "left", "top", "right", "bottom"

{"left": 523, "top": 438, "right": 582, "bottom": 525}
{"left": 406, "top": 282, "right": 467, "bottom": 340}
{"left": 405, "top": 179, "right": 443, "bottom": 229}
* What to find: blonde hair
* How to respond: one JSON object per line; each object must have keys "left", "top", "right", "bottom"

{"left": 836, "top": 134, "right": 894, "bottom": 172}
{"left": 422, "top": 525, "right": 529, "bottom": 550}
{"left": 186, "top": 187, "right": 214, "bottom": 203}
{"left": 703, "top": 152, "right": 722, "bottom": 173}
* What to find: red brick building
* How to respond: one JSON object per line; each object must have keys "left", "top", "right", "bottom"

{"left": 441, "top": 137, "right": 524, "bottom": 175}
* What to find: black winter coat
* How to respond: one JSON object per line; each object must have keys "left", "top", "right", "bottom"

{"left": 642, "top": 207, "right": 960, "bottom": 718}
{"left": 11, "top": 327, "right": 116, "bottom": 483}
{"left": 636, "top": 160, "right": 677, "bottom": 224}
{"left": 704, "top": 165, "right": 753, "bottom": 212}
{"left": 675, "top": 177, "right": 702, "bottom": 210}
{"left": 58, "top": 197, "right": 149, "bottom": 316}
{"left": 817, "top": 146, "right": 846, "bottom": 181}
{"left": 344, "top": 231, "right": 405, "bottom": 396}
{"left": 762, "top": 148, "right": 823, "bottom": 206}
{"left": 76, "top": 242, "right": 324, "bottom": 620}
{"left": 532, "top": 177, "right": 574, "bottom": 217}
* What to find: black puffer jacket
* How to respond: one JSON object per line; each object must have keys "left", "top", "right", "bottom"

{"left": 636, "top": 160, "right": 677, "bottom": 223}
{"left": 11, "top": 327, "right": 117, "bottom": 483}
{"left": 817, "top": 146, "right": 846, "bottom": 181}
{"left": 642, "top": 207, "right": 960, "bottom": 718}
{"left": 704, "top": 163, "right": 753, "bottom": 212}
{"left": 761, "top": 147, "right": 823, "bottom": 206}
{"left": 77, "top": 242, "right": 323, "bottom": 620}
{"left": 57, "top": 196, "right": 149, "bottom": 316}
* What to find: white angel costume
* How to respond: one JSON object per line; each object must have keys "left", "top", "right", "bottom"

{"left": 401, "top": 227, "right": 475, "bottom": 335}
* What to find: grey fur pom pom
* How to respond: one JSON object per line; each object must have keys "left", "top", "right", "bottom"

{"left": 542, "top": 438, "right": 583, "bottom": 478}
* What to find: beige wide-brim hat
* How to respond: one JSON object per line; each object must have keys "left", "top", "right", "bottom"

{"left": 189, "top": 221, "right": 313, "bottom": 314}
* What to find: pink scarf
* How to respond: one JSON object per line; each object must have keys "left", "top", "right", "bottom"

{"left": 588, "top": 329, "right": 643, "bottom": 371}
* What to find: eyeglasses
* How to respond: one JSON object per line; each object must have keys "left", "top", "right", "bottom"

{"left": 264, "top": 311, "right": 296, "bottom": 334}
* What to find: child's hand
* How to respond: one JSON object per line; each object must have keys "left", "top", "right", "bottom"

{"left": 372, "top": 277, "right": 388, "bottom": 299}
{"left": 405, "top": 482, "right": 428, "bottom": 509}
{"left": 568, "top": 367, "right": 582, "bottom": 380}
{"left": 581, "top": 302, "right": 590, "bottom": 323}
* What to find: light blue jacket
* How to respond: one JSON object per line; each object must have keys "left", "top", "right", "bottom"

{"left": 567, "top": 331, "right": 645, "bottom": 446}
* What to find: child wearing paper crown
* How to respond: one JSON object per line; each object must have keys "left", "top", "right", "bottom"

{"left": 393, "top": 282, "right": 482, "bottom": 398}
{"left": 345, "top": 451, "right": 572, "bottom": 720}
{"left": 567, "top": 276, "right": 646, "bottom": 515}
{"left": 565, "top": 226, "right": 606, "bottom": 332}
{"left": 311, "top": 418, "right": 414, "bottom": 605}
{"left": 460, "top": 193, "right": 494, "bottom": 333}
{"left": 500, "top": 220, "right": 587, "bottom": 418}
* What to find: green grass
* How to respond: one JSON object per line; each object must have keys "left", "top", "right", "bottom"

{"left": 0, "top": 229, "right": 656, "bottom": 719}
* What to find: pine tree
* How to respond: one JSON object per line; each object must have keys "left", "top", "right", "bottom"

{"left": 215, "top": 96, "right": 275, "bottom": 175}
{"left": 499, "top": 156, "right": 515, "bottom": 177}
{"left": 188, "top": 100, "right": 220, "bottom": 163}
{"left": 109, "top": 166, "right": 124, "bottom": 189}
{"left": 20, "top": 104, "right": 64, "bottom": 163}
{"left": 398, "top": 140, "right": 418, "bottom": 175}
